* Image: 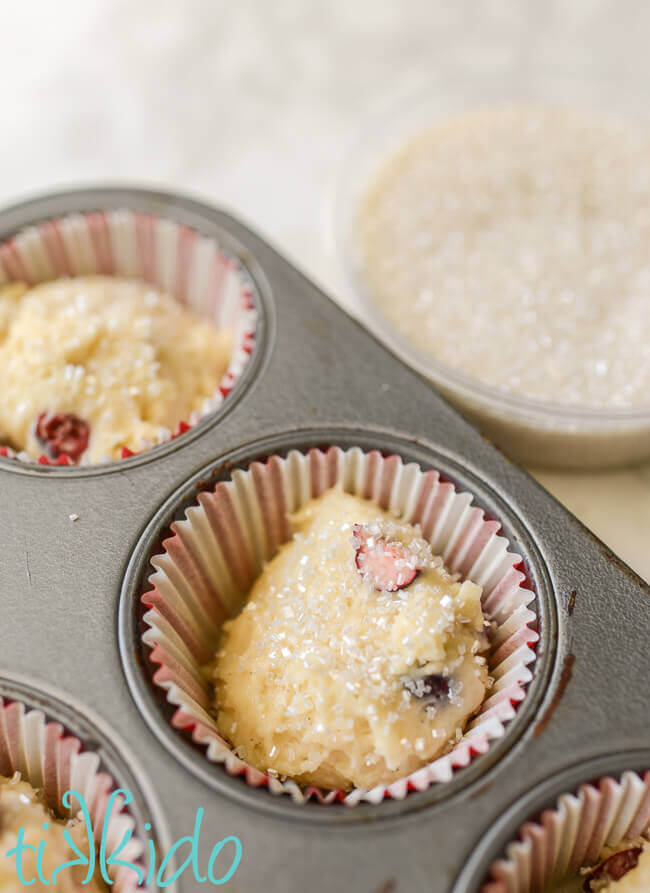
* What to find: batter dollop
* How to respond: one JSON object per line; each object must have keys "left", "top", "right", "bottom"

{"left": 213, "top": 489, "right": 489, "bottom": 790}
{"left": 0, "top": 276, "right": 232, "bottom": 462}
{"left": 579, "top": 838, "right": 650, "bottom": 892}
{"left": 0, "top": 774, "right": 107, "bottom": 891}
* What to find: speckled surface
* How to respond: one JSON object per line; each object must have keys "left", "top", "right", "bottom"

{"left": 0, "top": 0, "right": 647, "bottom": 579}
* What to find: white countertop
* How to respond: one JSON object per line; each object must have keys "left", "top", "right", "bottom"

{"left": 1, "top": 0, "right": 648, "bottom": 579}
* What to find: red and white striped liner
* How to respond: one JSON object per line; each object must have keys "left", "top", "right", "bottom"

{"left": 0, "top": 696, "right": 145, "bottom": 891}
{"left": 0, "top": 209, "right": 257, "bottom": 466}
{"left": 141, "top": 446, "right": 539, "bottom": 806}
{"left": 482, "top": 769, "right": 650, "bottom": 891}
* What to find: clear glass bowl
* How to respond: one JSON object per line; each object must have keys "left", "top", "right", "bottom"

{"left": 332, "top": 65, "right": 650, "bottom": 469}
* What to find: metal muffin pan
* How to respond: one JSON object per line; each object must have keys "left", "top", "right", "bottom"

{"left": 1, "top": 187, "right": 648, "bottom": 892}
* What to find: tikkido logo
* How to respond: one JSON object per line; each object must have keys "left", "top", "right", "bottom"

{"left": 5, "top": 789, "right": 243, "bottom": 887}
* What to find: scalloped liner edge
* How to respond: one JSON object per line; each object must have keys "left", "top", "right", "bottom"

{"left": 140, "top": 446, "right": 539, "bottom": 806}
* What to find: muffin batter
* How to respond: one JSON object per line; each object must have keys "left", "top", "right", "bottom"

{"left": 0, "top": 774, "right": 107, "bottom": 891}
{"left": 580, "top": 838, "right": 650, "bottom": 891}
{"left": 213, "top": 489, "right": 489, "bottom": 790}
{"left": 0, "top": 276, "right": 233, "bottom": 462}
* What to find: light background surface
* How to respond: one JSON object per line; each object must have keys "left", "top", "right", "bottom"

{"left": 1, "top": 0, "right": 648, "bottom": 579}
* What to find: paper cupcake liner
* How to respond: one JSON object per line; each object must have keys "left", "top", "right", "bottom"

{"left": 0, "top": 208, "right": 257, "bottom": 466}
{"left": 482, "top": 769, "right": 650, "bottom": 891}
{"left": 139, "top": 446, "right": 539, "bottom": 806}
{"left": 0, "top": 695, "right": 145, "bottom": 891}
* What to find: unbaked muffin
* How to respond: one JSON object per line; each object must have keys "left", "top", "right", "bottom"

{"left": 213, "top": 488, "right": 490, "bottom": 790}
{"left": 0, "top": 276, "right": 232, "bottom": 463}
{"left": 0, "top": 773, "right": 107, "bottom": 891}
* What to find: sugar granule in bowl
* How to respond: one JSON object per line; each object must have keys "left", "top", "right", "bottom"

{"left": 348, "top": 103, "right": 650, "bottom": 467}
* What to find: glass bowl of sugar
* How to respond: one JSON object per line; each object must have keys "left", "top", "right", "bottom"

{"left": 333, "top": 66, "right": 650, "bottom": 469}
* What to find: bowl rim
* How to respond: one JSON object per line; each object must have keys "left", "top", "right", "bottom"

{"left": 330, "top": 73, "right": 650, "bottom": 429}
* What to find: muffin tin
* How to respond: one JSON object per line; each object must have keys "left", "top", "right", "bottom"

{"left": 0, "top": 187, "right": 648, "bottom": 892}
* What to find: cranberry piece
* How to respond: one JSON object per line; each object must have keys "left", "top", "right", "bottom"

{"left": 353, "top": 524, "right": 419, "bottom": 592}
{"left": 35, "top": 412, "right": 90, "bottom": 462}
{"left": 403, "top": 673, "right": 450, "bottom": 704}
{"left": 583, "top": 845, "right": 643, "bottom": 890}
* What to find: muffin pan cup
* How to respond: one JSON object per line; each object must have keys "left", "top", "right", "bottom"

{"left": 135, "top": 444, "right": 540, "bottom": 806}
{"left": 481, "top": 764, "right": 650, "bottom": 891}
{"left": 455, "top": 752, "right": 650, "bottom": 892}
{"left": 0, "top": 187, "right": 648, "bottom": 892}
{"left": 0, "top": 675, "right": 171, "bottom": 892}
{"left": 0, "top": 204, "right": 259, "bottom": 467}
